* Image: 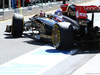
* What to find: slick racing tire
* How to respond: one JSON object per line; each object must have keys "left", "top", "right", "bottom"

{"left": 12, "top": 14, "right": 24, "bottom": 37}
{"left": 52, "top": 23, "right": 74, "bottom": 50}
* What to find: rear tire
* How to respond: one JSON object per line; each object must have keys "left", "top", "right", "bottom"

{"left": 12, "top": 14, "right": 24, "bottom": 37}
{"left": 52, "top": 24, "right": 74, "bottom": 50}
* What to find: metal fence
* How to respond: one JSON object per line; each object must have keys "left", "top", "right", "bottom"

{"left": 0, "top": 0, "right": 95, "bottom": 11}
{"left": 68, "top": 0, "right": 93, "bottom": 4}
{"left": 0, "top": 0, "right": 95, "bottom": 21}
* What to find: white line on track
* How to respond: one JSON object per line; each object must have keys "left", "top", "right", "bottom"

{"left": 0, "top": 45, "right": 78, "bottom": 75}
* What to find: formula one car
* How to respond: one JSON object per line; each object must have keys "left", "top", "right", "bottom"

{"left": 5, "top": 0, "right": 100, "bottom": 50}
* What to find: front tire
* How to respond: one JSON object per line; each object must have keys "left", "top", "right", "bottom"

{"left": 12, "top": 14, "right": 24, "bottom": 37}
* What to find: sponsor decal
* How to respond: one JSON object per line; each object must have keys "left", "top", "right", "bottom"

{"left": 75, "top": 6, "right": 87, "bottom": 19}
{"left": 76, "top": 10, "right": 79, "bottom": 18}
{"left": 76, "top": 5, "right": 100, "bottom": 19}
{"left": 83, "top": 5, "right": 100, "bottom": 10}
{"left": 54, "top": 17, "right": 65, "bottom": 22}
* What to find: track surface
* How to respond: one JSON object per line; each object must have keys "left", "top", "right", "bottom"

{"left": 0, "top": 19, "right": 46, "bottom": 65}
{"left": 0, "top": 0, "right": 100, "bottom": 75}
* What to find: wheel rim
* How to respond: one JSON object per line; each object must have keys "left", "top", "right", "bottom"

{"left": 52, "top": 25, "right": 60, "bottom": 48}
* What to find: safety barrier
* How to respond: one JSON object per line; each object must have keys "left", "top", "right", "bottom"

{"left": 0, "top": 0, "right": 96, "bottom": 21}
{"left": 68, "top": 0, "right": 94, "bottom": 4}
{"left": 0, "top": 11, "right": 4, "bottom": 21}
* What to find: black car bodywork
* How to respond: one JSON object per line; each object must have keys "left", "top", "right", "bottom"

{"left": 5, "top": 2, "right": 100, "bottom": 50}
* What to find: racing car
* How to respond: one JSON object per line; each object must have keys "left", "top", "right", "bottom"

{"left": 5, "top": 0, "right": 100, "bottom": 50}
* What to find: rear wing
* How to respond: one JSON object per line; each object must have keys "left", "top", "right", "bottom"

{"left": 76, "top": 5, "right": 100, "bottom": 19}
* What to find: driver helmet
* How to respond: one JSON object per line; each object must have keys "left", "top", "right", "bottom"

{"left": 55, "top": 9, "right": 62, "bottom": 16}
{"left": 68, "top": 4, "right": 76, "bottom": 17}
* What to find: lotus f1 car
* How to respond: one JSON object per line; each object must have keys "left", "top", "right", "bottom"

{"left": 5, "top": 1, "right": 100, "bottom": 50}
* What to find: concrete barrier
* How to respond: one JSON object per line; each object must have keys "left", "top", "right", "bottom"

{"left": 0, "top": 11, "right": 4, "bottom": 21}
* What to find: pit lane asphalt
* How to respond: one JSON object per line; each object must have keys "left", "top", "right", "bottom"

{"left": 0, "top": 10, "right": 56, "bottom": 65}
{"left": 0, "top": 18, "right": 48, "bottom": 65}
{"left": 0, "top": 15, "right": 99, "bottom": 75}
{"left": 0, "top": 0, "right": 100, "bottom": 74}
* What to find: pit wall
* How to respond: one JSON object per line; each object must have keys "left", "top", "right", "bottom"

{"left": 0, "top": 0, "right": 95, "bottom": 21}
